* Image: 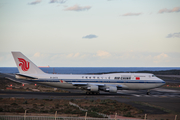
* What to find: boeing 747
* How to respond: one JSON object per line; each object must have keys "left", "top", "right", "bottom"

{"left": 11, "top": 52, "right": 165, "bottom": 95}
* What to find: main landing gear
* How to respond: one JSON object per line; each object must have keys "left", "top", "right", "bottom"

{"left": 86, "top": 91, "right": 100, "bottom": 95}
{"left": 147, "top": 90, "right": 150, "bottom": 95}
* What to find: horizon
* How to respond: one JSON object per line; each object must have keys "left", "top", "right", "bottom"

{"left": 1, "top": 67, "right": 180, "bottom": 68}
{"left": 1, "top": 66, "right": 180, "bottom": 74}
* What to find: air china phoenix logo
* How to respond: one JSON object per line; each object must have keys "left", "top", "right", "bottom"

{"left": 18, "top": 58, "right": 30, "bottom": 71}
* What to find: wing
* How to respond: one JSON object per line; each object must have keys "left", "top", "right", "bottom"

{"left": 70, "top": 82, "right": 128, "bottom": 93}
{"left": 71, "top": 83, "right": 104, "bottom": 86}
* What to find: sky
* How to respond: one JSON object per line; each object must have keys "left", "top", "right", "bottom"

{"left": 0, "top": 0, "right": 180, "bottom": 67}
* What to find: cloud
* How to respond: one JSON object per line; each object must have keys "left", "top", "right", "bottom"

{"left": 33, "top": 52, "right": 49, "bottom": 58}
{"left": 0, "top": 56, "right": 4, "bottom": 61}
{"left": 49, "top": 0, "right": 67, "bottom": 4}
{"left": 122, "top": 12, "right": 142, "bottom": 16}
{"left": 28, "top": 0, "right": 41, "bottom": 5}
{"left": 74, "top": 53, "right": 80, "bottom": 57}
{"left": 96, "top": 50, "right": 111, "bottom": 58}
{"left": 158, "top": 7, "right": 180, "bottom": 13}
{"left": 66, "top": 53, "right": 80, "bottom": 58}
{"left": 64, "top": 4, "right": 91, "bottom": 11}
{"left": 166, "top": 32, "right": 180, "bottom": 38}
{"left": 50, "top": 0, "right": 58, "bottom": 3}
{"left": 119, "top": 51, "right": 136, "bottom": 59}
{"left": 117, "top": 52, "right": 171, "bottom": 65}
{"left": 82, "top": 34, "right": 98, "bottom": 39}
{"left": 153, "top": 53, "right": 169, "bottom": 63}
{"left": 34, "top": 52, "right": 40, "bottom": 57}
{"left": 59, "top": 0, "right": 67, "bottom": 4}
{"left": 51, "top": 55, "right": 59, "bottom": 60}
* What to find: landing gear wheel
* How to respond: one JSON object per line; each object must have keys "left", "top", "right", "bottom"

{"left": 86, "top": 91, "right": 100, "bottom": 95}
{"left": 147, "top": 90, "right": 150, "bottom": 95}
{"left": 95, "top": 92, "right": 100, "bottom": 95}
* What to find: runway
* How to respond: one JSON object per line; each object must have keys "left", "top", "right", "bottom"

{"left": 0, "top": 87, "right": 180, "bottom": 98}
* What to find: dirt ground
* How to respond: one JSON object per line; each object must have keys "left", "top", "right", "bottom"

{"left": 0, "top": 98, "right": 141, "bottom": 118}
{"left": 0, "top": 97, "right": 179, "bottom": 120}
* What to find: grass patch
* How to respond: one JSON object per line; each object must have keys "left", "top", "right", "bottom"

{"left": 134, "top": 102, "right": 171, "bottom": 113}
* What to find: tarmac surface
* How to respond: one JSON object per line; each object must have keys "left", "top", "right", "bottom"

{"left": 0, "top": 88, "right": 180, "bottom": 114}
{"left": 0, "top": 87, "right": 180, "bottom": 98}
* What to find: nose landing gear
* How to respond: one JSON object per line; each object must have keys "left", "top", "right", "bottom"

{"left": 147, "top": 90, "right": 150, "bottom": 95}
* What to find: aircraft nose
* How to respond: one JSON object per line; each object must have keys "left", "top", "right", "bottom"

{"left": 160, "top": 79, "right": 166, "bottom": 86}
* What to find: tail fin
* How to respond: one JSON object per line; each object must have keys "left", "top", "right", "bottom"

{"left": 11, "top": 52, "right": 45, "bottom": 74}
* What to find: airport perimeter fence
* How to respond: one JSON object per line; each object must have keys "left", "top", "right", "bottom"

{"left": 0, "top": 115, "right": 142, "bottom": 120}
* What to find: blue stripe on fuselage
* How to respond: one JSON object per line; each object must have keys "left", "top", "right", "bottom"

{"left": 27, "top": 79, "right": 165, "bottom": 84}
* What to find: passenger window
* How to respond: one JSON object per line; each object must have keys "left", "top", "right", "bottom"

{"left": 86, "top": 76, "right": 88, "bottom": 79}
{"left": 121, "top": 77, "right": 131, "bottom": 80}
{"left": 114, "top": 77, "right": 120, "bottom": 79}
{"left": 89, "top": 77, "right": 91, "bottom": 79}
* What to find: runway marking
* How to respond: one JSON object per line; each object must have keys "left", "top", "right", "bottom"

{"left": 131, "top": 94, "right": 180, "bottom": 98}
{"left": 132, "top": 94, "right": 141, "bottom": 97}
{"left": 144, "top": 95, "right": 150, "bottom": 97}
{"left": 153, "top": 88, "right": 180, "bottom": 93}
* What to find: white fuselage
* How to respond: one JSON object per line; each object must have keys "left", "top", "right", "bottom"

{"left": 17, "top": 73, "right": 165, "bottom": 90}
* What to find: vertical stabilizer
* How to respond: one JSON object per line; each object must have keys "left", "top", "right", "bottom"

{"left": 12, "top": 52, "right": 45, "bottom": 74}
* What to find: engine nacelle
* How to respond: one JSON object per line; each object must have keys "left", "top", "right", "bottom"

{"left": 105, "top": 87, "right": 117, "bottom": 93}
{"left": 88, "top": 86, "right": 99, "bottom": 92}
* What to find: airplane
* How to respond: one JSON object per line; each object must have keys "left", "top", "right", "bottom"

{"left": 11, "top": 51, "right": 165, "bottom": 95}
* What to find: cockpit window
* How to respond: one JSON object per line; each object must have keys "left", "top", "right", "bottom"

{"left": 152, "top": 75, "right": 156, "bottom": 77}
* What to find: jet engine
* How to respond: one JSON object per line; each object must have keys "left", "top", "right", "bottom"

{"left": 87, "top": 86, "right": 99, "bottom": 92}
{"left": 105, "top": 87, "right": 117, "bottom": 93}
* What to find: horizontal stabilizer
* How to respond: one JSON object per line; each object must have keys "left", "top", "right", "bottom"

{"left": 5, "top": 77, "right": 30, "bottom": 84}
{"left": 16, "top": 73, "right": 38, "bottom": 79}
